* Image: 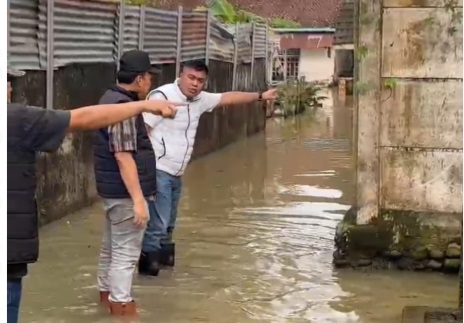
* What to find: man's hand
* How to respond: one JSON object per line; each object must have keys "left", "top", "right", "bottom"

{"left": 133, "top": 199, "right": 149, "bottom": 229}
{"left": 262, "top": 88, "right": 278, "bottom": 101}
{"left": 143, "top": 99, "right": 179, "bottom": 118}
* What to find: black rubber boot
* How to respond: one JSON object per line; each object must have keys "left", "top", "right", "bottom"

{"left": 160, "top": 242, "right": 175, "bottom": 267}
{"left": 167, "top": 227, "right": 174, "bottom": 242}
{"left": 138, "top": 251, "right": 161, "bottom": 276}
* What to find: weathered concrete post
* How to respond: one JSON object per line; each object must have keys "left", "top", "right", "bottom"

{"left": 333, "top": 0, "right": 463, "bottom": 272}
{"left": 353, "top": 0, "right": 382, "bottom": 225}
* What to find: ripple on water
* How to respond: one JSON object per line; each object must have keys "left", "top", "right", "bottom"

{"left": 278, "top": 184, "right": 343, "bottom": 199}
{"left": 235, "top": 201, "right": 350, "bottom": 222}
{"left": 295, "top": 170, "right": 337, "bottom": 177}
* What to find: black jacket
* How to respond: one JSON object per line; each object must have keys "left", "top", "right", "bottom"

{"left": 93, "top": 86, "right": 157, "bottom": 198}
{"left": 7, "top": 103, "right": 71, "bottom": 279}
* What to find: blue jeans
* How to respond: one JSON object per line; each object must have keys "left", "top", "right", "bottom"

{"left": 7, "top": 279, "right": 22, "bottom": 323}
{"left": 142, "top": 170, "right": 182, "bottom": 252}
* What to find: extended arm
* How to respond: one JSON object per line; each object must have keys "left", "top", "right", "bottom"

{"left": 19, "top": 100, "right": 177, "bottom": 153}
{"left": 199, "top": 88, "right": 277, "bottom": 113}
{"left": 218, "top": 88, "right": 278, "bottom": 107}
{"left": 69, "top": 100, "right": 175, "bottom": 131}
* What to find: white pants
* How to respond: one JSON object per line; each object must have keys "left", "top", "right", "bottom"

{"left": 97, "top": 198, "right": 147, "bottom": 303}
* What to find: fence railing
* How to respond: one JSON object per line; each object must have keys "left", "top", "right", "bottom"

{"left": 8, "top": 0, "right": 271, "bottom": 109}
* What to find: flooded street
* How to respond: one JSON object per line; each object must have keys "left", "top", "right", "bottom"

{"left": 21, "top": 92, "right": 458, "bottom": 323}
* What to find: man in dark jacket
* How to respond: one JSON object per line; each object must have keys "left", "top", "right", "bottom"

{"left": 7, "top": 67, "right": 177, "bottom": 323}
{"left": 93, "top": 50, "right": 161, "bottom": 317}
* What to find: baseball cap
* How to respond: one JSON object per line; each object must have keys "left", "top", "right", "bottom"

{"left": 119, "top": 50, "right": 160, "bottom": 74}
{"left": 7, "top": 68, "right": 25, "bottom": 78}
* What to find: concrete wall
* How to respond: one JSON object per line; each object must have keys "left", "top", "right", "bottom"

{"left": 11, "top": 59, "right": 267, "bottom": 225}
{"left": 333, "top": 0, "right": 463, "bottom": 273}
{"left": 299, "top": 49, "right": 335, "bottom": 83}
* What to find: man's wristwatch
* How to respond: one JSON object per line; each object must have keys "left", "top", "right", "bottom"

{"left": 258, "top": 92, "right": 263, "bottom": 101}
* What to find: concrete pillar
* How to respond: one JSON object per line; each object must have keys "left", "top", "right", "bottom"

{"left": 333, "top": 0, "right": 463, "bottom": 273}
{"left": 354, "top": 0, "right": 382, "bottom": 225}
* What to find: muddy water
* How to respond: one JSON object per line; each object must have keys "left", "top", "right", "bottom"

{"left": 21, "top": 91, "right": 458, "bottom": 323}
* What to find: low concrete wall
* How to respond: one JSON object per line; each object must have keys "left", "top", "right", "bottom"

{"left": 333, "top": 1, "right": 463, "bottom": 273}
{"left": 11, "top": 59, "right": 267, "bottom": 225}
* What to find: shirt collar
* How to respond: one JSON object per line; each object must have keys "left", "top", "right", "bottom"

{"left": 173, "top": 79, "right": 200, "bottom": 102}
{"left": 112, "top": 84, "right": 139, "bottom": 101}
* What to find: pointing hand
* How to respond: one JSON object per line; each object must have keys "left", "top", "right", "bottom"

{"left": 262, "top": 88, "right": 278, "bottom": 101}
{"left": 143, "top": 99, "right": 181, "bottom": 118}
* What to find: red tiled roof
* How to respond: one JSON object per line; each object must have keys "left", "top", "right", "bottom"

{"left": 280, "top": 34, "right": 333, "bottom": 49}
{"left": 158, "top": 0, "right": 344, "bottom": 27}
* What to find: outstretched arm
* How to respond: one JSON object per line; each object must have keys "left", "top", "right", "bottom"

{"left": 218, "top": 88, "right": 278, "bottom": 107}
{"left": 18, "top": 100, "right": 177, "bottom": 153}
{"left": 69, "top": 100, "right": 177, "bottom": 131}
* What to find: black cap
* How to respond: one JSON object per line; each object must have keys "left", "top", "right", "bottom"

{"left": 119, "top": 50, "right": 160, "bottom": 74}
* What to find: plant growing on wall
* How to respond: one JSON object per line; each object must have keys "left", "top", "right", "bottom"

{"left": 194, "top": 0, "right": 301, "bottom": 28}
{"left": 270, "top": 18, "right": 301, "bottom": 28}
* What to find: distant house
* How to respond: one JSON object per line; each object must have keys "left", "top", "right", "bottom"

{"left": 260, "top": 0, "right": 344, "bottom": 84}
{"left": 270, "top": 28, "right": 335, "bottom": 84}
{"left": 333, "top": 0, "right": 354, "bottom": 82}
{"left": 152, "top": 0, "right": 345, "bottom": 84}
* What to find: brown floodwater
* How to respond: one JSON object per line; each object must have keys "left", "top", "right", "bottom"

{"left": 21, "top": 91, "right": 458, "bottom": 323}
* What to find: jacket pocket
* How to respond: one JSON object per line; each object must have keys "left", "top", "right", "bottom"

{"left": 158, "top": 137, "right": 166, "bottom": 160}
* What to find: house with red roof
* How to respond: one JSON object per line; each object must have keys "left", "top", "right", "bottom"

{"left": 251, "top": 0, "right": 344, "bottom": 84}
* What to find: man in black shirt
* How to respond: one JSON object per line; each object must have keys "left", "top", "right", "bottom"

{"left": 93, "top": 50, "right": 161, "bottom": 316}
{"left": 7, "top": 68, "right": 177, "bottom": 323}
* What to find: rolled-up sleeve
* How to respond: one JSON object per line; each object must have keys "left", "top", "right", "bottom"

{"left": 108, "top": 117, "right": 137, "bottom": 152}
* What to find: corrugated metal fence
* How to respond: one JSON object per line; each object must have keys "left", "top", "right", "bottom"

{"left": 8, "top": 0, "right": 269, "bottom": 69}
{"left": 8, "top": 0, "right": 270, "bottom": 108}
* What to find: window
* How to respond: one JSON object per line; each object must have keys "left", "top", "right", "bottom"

{"left": 272, "top": 47, "right": 300, "bottom": 82}
{"left": 286, "top": 49, "right": 300, "bottom": 80}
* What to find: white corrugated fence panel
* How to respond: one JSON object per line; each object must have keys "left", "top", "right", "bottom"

{"left": 181, "top": 11, "right": 207, "bottom": 62}
{"left": 209, "top": 19, "right": 234, "bottom": 62}
{"left": 237, "top": 23, "right": 252, "bottom": 63}
{"left": 143, "top": 8, "right": 177, "bottom": 64}
{"left": 51, "top": 0, "right": 117, "bottom": 67}
{"left": 9, "top": 0, "right": 41, "bottom": 70}
{"left": 123, "top": 5, "right": 141, "bottom": 52}
{"left": 254, "top": 23, "right": 267, "bottom": 58}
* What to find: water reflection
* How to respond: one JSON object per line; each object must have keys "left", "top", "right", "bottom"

{"left": 21, "top": 90, "right": 458, "bottom": 323}
{"left": 278, "top": 184, "right": 343, "bottom": 199}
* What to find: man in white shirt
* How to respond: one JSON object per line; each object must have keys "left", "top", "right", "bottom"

{"left": 140, "top": 60, "right": 277, "bottom": 276}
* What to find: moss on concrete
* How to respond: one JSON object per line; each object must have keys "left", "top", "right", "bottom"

{"left": 334, "top": 207, "right": 462, "bottom": 272}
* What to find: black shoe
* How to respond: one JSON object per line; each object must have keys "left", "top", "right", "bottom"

{"left": 160, "top": 242, "right": 175, "bottom": 267}
{"left": 138, "top": 251, "right": 161, "bottom": 276}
